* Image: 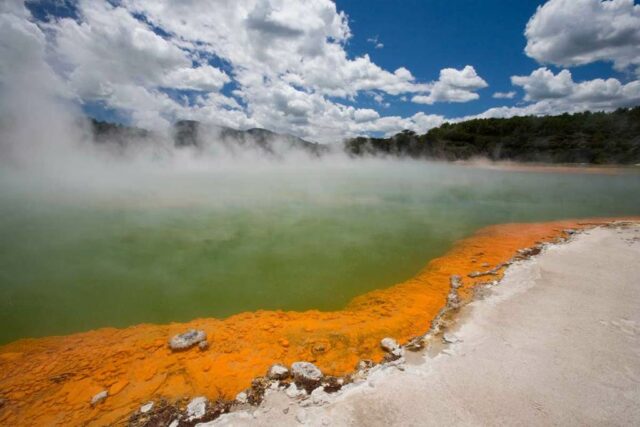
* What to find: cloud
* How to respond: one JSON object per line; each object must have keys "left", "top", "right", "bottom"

{"left": 492, "top": 91, "right": 516, "bottom": 99}
{"left": 512, "top": 67, "right": 640, "bottom": 105}
{"left": 1, "top": 0, "right": 29, "bottom": 15}
{"left": 55, "top": 1, "right": 189, "bottom": 93}
{"left": 476, "top": 0, "right": 640, "bottom": 123}
{"left": 354, "top": 112, "right": 446, "bottom": 138}
{"left": 511, "top": 68, "right": 573, "bottom": 101}
{"left": 161, "top": 66, "right": 231, "bottom": 92}
{"left": 353, "top": 108, "right": 380, "bottom": 122}
{"left": 525, "top": 0, "right": 640, "bottom": 73}
{"left": 412, "top": 66, "right": 488, "bottom": 104}
{"left": 1, "top": 6, "right": 53, "bottom": 87}
{"left": 16, "top": 0, "right": 637, "bottom": 144}
{"left": 367, "top": 35, "right": 384, "bottom": 49}
{"left": 37, "top": 0, "right": 244, "bottom": 130}
{"left": 4, "top": 0, "right": 462, "bottom": 141}
{"left": 0, "top": 0, "right": 89, "bottom": 167}
{"left": 122, "top": 0, "right": 424, "bottom": 100}
{"left": 471, "top": 67, "right": 640, "bottom": 120}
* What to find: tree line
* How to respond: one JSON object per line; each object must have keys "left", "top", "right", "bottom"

{"left": 344, "top": 107, "right": 640, "bottom": 164}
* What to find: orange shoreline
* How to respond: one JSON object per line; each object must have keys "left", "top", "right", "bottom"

{"left": 0, "top": 217, "right": 636, "bottom": 426}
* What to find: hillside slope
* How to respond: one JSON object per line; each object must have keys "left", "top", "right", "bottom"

{"left": 91, "top": 119, "right": 326, "bottom": 156}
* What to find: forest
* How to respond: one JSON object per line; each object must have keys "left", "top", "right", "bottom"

{"left": 344, "top": 107, "right": 640, "bottom": 164}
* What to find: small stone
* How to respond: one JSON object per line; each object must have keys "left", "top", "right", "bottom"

{"left": 321, "top": 376, "right": 343, "bottom": 393}
{"left": 381, "top": 337, "right": 403, "bottom": 358}
{"left": 140, "top": 402, "right": 154, "bottom": 413}
{"left": 235, "top": 392, "right": 248, "bottom": 404}
{"left": 468, "top": 270, "right": 496, "bottom": 278}
{"left": 449, "top": 275, "right": 462, "bottom": 289}
{"left": 283, "top": 407, "right": 290, "bottom": 414}
{"left": 90, "top": 390, "right": 108, "bottom": 406}
{"left": 246, "top": 377, "right": 270, "bottom": 405}
{"left": 356, "top": 359, "right": 374, "bottom": 371}
{"left": 168, "top": 420, "right": 179, "bottom": 427}
{"left": 380, "top": 337, "right": 399, "bottom": 352}
{"left": 405, "top": 337, "right": 425, "bottom": 351}
{"left": 447, "top": 291, "right": 461, "bottom": 308}
{"left": 198, "top": 340, "right": 209, "bottom": 351}
{"left": 186, "top": 396, "right": 208, "bottom": 421}
{"left": 291, "top": 362, "right": 323, "bottom": 383}
{"left": 285, "top": 383, "right": 306, "bottom": 398}
{"left": 443, "top": 333, "right": 461, "bottom": 344}
{"left": 169, "top": 329, "right": 207, "bottom": 351}
{"left": 267, "top": 364, "right": 290, "bottom": 380}
{"left": 564, "top": 229, "right": 576, "bottom": 235}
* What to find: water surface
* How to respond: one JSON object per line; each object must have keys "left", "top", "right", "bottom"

{"left": 1, "top": 160, "right": 639, "bottom": 344}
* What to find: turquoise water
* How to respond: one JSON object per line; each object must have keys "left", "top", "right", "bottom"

{"left": 1, "top": 160, "right": 639, "bottom": 344}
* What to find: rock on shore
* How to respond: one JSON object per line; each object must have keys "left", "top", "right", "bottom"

{"left": 209, "top": 224, "right": 640, "bottom": 426}
{"left": 168, "top": 329, "right": 207, "bottom": 351}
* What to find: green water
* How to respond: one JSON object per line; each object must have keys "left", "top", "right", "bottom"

{"left": 1, "top": 160, "right": 639, "bottom": 344}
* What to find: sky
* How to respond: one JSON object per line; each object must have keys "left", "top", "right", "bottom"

{"left": 1, "top": 0, "right": 639, "bottom": 143}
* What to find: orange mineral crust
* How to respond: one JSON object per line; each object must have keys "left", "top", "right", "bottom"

{"left": 0, "top": 218, "right": 632, "bottom": 426}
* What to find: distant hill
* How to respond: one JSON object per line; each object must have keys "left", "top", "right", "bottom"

{"left": 345, "top": 107, "right": 640, "bottom": 164}
{"left": 90, "top": 118, "right": 327, "bottom": 156}
{"left": 173, "top": 120, "right": 327, "bottom": 155}
{"left": 90, "top": 119, "right": 150, "bottom": 145}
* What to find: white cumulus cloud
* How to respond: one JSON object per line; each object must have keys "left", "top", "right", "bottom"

{"left": 512, "top": 67, "right": 640, "bottom": 107}
{"left": 474, "top": 67, "right": 640, "bottom": 120}
{"left": 511, "top": 68, "right": 574, "bottom": 101}
{"left": 4, "top": 0, "right": 464, "bottom": 141}
{"left": 492, "top": 91, "right": 516, "bottom": 99}
{"left": 525, "top": 0, "right": 640, "bottom": 73}
{"left": 412, "top": 66, "right": 488, "bottom": 105}
{"left": 162, "top": 66, "right": 231, "bottom": 92}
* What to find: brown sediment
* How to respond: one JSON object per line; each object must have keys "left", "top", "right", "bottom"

{"left": 0, "top": 217, "right": 635, "bottom": 426}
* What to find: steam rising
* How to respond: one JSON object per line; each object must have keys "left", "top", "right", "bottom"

{"left": 0, "top": 1, "right": 347, "bottom": 197}
{"left": 2, "top": 2, "right": 640, "bottom": 345}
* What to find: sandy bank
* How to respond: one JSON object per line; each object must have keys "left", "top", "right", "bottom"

{"left": 211, "top": 224, "right": 640, "bottom": 426}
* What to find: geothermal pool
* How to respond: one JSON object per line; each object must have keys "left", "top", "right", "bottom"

{"left": 1, "top": 159, "right": 639, "bottom": 344}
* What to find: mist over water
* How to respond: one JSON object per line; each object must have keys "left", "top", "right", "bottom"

{"left": 2, "top": 152, "right": 640, "bottom": 344}
{"left": 1, "top": 63, "right": 640, "bottom": 344}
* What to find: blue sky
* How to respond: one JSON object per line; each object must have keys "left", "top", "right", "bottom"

{"left": 338, "top": 0, "right": 618, "bottom": 118}
{"left": 3, "top": 0, "right": 640, "bottom": 142}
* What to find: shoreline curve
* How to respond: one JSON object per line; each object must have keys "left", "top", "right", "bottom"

{"left": 0, "top": 217, "right": 637, "bottom": 426}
